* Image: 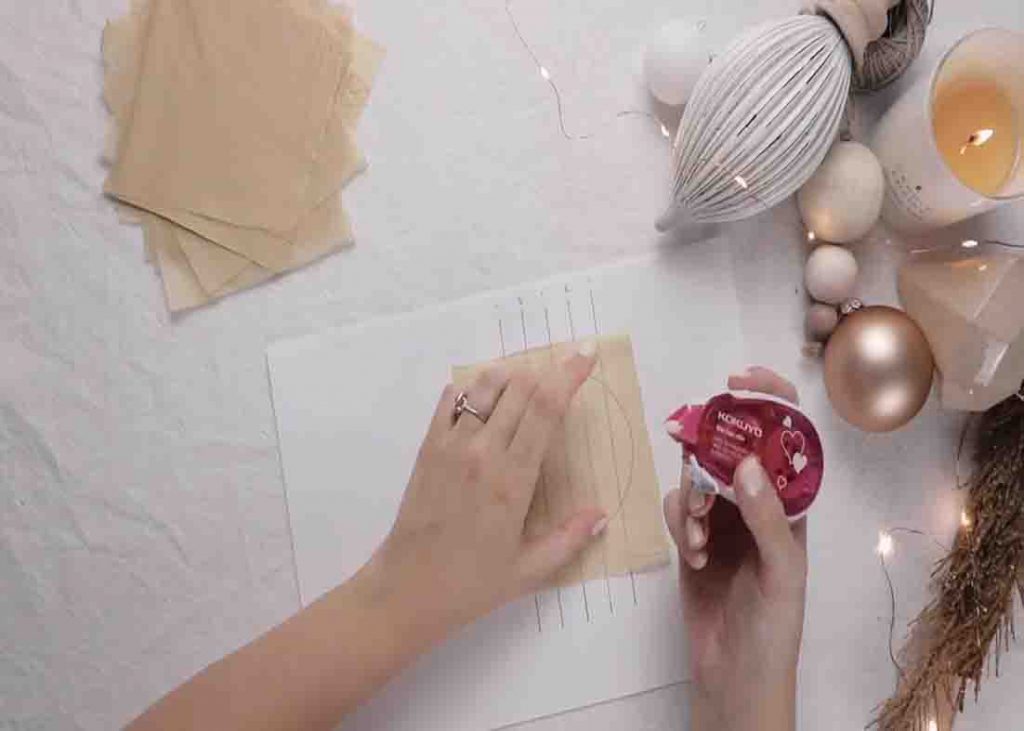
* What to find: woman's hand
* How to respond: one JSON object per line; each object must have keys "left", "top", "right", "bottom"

{"left": 366, "top": 341, "right": 608, "bottom": 642}
{"left": 663, "top": 367, "right": 808, "bottom": 731}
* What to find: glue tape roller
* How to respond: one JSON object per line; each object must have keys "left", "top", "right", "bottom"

{"left": 665, "top": 391, "right": 825, "bottom": 521}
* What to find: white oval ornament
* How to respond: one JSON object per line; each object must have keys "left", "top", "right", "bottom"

{"left": 657, "top": 15, "right": 852, "bottom": 231}
{"left": 798, "top": 142, "right": 885, "bottom": 243}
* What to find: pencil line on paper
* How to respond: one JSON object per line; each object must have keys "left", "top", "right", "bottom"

{"left": 267, "top": 368, "right": 305, "bottom": 609}
{"left": 589, "top": 288, "right": 639, "bottom": 607}
{"left": 541, "top": 303, "right": 567, "bottom": 629}
{"left": 509, "top": 306, "right": 543, "bottom": 635}
{"left": 567, "top": 290, "right": 615, "bottom": 616}
{"left": 519, "top": 301, "right": 565, "bottom": 629}
{"left": 586, "top": 379, "right": 638, "bottom": 524}
{"left": 564, "top": 287, "right": 592, "bottom": 623}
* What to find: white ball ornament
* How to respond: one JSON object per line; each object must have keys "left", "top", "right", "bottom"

{"left": 643, "top": 20, "right": 713, "bottom": 107}
{"left": 805, "top": 245, "right": 858, "bottom": 305}
{"left": 797, "top": 142, "right": 885, "bottom": 244}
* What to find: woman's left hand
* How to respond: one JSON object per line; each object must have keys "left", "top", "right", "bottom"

{"left": 365, "top": 341, "right": 608, "bottom": 641}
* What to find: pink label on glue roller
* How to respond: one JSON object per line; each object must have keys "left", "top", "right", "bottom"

{"left": 665, "top": 392, "right": 824, "bottom": 519}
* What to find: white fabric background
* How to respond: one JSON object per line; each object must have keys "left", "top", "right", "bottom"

{"left": 1, "top": 0, "right": 1022, "bottom": 728}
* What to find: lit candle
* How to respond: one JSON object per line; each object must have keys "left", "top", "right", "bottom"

{"left": 933, "top": 79, "right": 1018, "bottom": 196}
{"left": 870, "top": 29, "right": 1024, "bottom": 234}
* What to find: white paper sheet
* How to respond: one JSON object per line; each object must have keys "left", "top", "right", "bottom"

{"left": 267, "top": 241, "right": 746, "bottom": 730}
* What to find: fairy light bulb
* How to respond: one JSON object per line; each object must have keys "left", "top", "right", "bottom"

{"left": 734, "top": 175, "right": 749, "bottom": 190}
{"left": 877, "top": 531, "right": 894, "bottom": 558}
{"left": 808, "top": 230, "right": 817, "bottom": 242}
{"left": 960, "top": 509, "right": 972, "bottom": 530}
{"left": 660, "top": 124, "right": 671, "bottom": 139}
{"left": 927, "top": 718, "right": 939, "bottom": 731}
{"left": 539, "top": 66, "right": 551, "bottom": 81}
{"left": 961, "top": 239, "right": 979, "bottom": 248}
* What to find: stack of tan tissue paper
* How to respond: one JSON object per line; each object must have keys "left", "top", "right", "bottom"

{"left": 102, "top": 0, "right": 383, "bottom": 311}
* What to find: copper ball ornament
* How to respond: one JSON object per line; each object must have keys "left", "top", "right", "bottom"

{"left": 823, "top": 305, "right": 935, "bottom": 433}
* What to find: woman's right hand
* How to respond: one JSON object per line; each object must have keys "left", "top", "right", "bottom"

{"left": 663, "top": 367, "right": 808, "bottom": 731}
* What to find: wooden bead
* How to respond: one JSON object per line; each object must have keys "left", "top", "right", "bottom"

{"left": 805, "top": 245, "right": 858, "bottom": 305}
{"left": 806, "top": 303, "right": 840, "bottom": 341}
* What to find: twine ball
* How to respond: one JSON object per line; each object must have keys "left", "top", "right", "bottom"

{"left": 854, "top": 0, "right": 932, "bottom": 92}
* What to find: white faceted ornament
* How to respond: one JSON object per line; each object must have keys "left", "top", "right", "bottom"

{"left": 657, "top": 16, "right": 852, "bottom": 231}
{"left": 644, "top": 20, "right": 713, "bottom": 107}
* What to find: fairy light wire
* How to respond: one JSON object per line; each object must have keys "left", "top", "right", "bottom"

{"left": 880, "top": 548, "right": 905, "bottom": 682}
{"left": 505, "top": 0, "right": 677, "bottom": 142}
{"left": 876, "top": 524, "right": 956, "bottom": 684}
{"left": 976, "top": 239, "right": 1024, "bottom": 250}
{"left": 505, "top": 2, "right": 774, "bottom": 220}
{"left": 910, "top": 239, "right": 1024, "bottom": 255}
{"left": 504, "top": 0, "right": 585, "bottom": 140}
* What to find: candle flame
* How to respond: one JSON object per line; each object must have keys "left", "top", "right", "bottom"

{"left": 960, "top": 128, "right": 995, "bottom": 155}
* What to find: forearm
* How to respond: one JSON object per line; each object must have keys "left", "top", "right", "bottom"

{"left": 689, "top": 671, "right": 796, "bottom": 731}
{"left": 128, "top": 558, "right": 441, "bottom": 731}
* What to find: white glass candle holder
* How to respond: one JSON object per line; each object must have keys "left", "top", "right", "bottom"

{"left": 870, "top": 28, "right": 1024, "bottom": 234}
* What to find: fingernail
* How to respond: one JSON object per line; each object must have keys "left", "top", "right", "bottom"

{"left": 686, "top": 517, "right": 705, "bottom": 549}
{"left": 578, "top": 339, "right": 598, "bottom": 360}
{"left": 690, "top": 551, "right": 708, "bottom": 570}
{"left": 737, "top": 455, "right": 770, "bottom": 498}
{"left": 688, "top": 490, "right": 707, "bottom": 513}
{"left": 591, "top": 517, "right": 609, "bottom": 537}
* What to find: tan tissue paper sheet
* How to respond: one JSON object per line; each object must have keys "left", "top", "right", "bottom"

{"left": 101, "top": 0, "right": 384, "bottom": 311}
{"left": 453, "top": 335, "right": 671, "bottom": 588}
{"left": 141, "top": 198, "right": 352, "bottom": 311}
{"left": 105, "top": 0, "right": 349, "bottom": 233}
{"left": 102, "top": 2, "right": 374, "bottom": 233}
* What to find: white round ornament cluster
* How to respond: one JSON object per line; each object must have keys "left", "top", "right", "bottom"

{"left": 643, "top": 19, "right": 713, "bottom": 107}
